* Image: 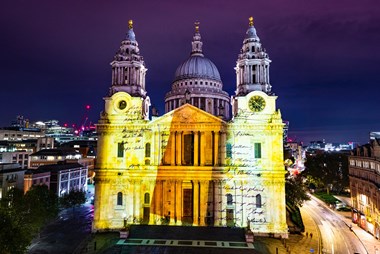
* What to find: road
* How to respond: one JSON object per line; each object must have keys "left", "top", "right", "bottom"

{"left": 303, "top": 196, "right": 367, "bottom": 254}
{"left": 28, "top": 203, "right": 93, "bottom": 254}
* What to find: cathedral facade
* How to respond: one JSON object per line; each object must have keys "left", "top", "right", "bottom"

{"left": 94, "top": 18, "right": 288, "bottom": 237}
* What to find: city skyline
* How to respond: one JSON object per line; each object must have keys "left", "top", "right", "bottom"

{"left": 1, "top": 0, "right": 379, "bottom": 144}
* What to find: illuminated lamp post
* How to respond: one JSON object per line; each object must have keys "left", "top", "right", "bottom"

{"left": 123, "top": 212, "right": 127, "bottom": 228}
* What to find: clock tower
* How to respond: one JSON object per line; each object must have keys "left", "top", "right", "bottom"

{"left": 232, "top": 17, "right": 277, "bottom": 120}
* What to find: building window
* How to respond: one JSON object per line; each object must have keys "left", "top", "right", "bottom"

{"left": 117, "top": 192, "right": 123, "bottom": 206}
{"left": 256, "top": 194, "right": 262, "bottom": 208}
{"left": 254, "top": 143, "right": 261, "bottom": 158}
{"left": 226, "top": 143, "right": 232, "bottom": 158}
{"left": 145, "top": 143, "right": 151, "bottom": 157}
{"left": 226, "top": 194, "right": 233, "bottom": 205}
{"left": 144, "top": 193, "right": 150, "bottom": 204}
{"left": 117, "top": 142, "right": 124, "bottom": 158}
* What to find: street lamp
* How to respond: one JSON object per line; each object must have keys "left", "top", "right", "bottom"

{"left": 122, "top": 212, "right": 127, "bottom": 228}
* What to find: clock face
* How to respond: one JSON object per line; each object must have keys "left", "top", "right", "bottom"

{"left": 118, "top": 100, "right": 127, "bottom": 110}
{"left": 248, "top": 95, "right": 266, "bottom": 112}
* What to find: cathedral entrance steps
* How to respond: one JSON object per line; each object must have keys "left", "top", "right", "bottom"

{"left": 128, "top": 225, "right": 245, "bottom": 241}
{"left": 117, "top": 238, "right": 255, "bottom": 249}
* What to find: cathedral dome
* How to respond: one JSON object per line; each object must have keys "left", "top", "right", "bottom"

{"left": 165, "top": 22, "right": 230, "bottom": 119}
{"left": 174, "top": 55, "right": 221, "bottom": 82}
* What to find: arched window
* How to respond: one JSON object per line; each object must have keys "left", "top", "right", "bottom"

{"left": 117, "top": 192, "right": 123, "bottom": 206}
{"left": 226, "top": 194, "right": 233, "bottom": 206}
{"left": 144, "top": 193, "right": 150, "bottom": 204}
{"left": 256, "top": 194, "right": 262, "bottom": 208}
{"left": 145, "top": 143, "right": 151, "bottom": 158}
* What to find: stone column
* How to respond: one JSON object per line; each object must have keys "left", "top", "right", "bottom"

{"left": 221, "top": 181, "right": 227, "bottom": 226}
{"left": 134, "top": 180, "right": 141, "bottom": 223}
{"left": 214, "top": 131, "right": 219, "bottom": 166}
{"left": 199, "top": 181, "right": 208, "bottom": 226}
{"left": 213, "top": 181, "right": 221, "bottom": 226}
{"left": 120, "top": 67, "right": 123, "bottom": 84}
{"left": 176, "top": 132, "right": 182, "bottom": 166}
{"left": 220, "top": 132, "right": 226, "bottom": 165}
{"left": 153, "top": 132, "right": 159, "bottom": 165}
{"left": 175, "top": 180, "right": 182, "bottom": 225}
{"left": 241, "top": 180, "right": 247, "bottom": 228}
{"left": 194, "top": 131, "right": 199, "bottom": 166}
{"left": 170, "top": 132, "right": 176, "bottom": 165}
{"left": 193, "top": 181, "right": 199, "bottom": 226}
{"left": 200, "top": 132, "right": 205, "bottom": 166}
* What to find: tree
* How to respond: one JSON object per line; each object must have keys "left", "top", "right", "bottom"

{"left": 24, "top": 185, "right": 59, "bottom": 228}
{"left": 60, "top": 189, "right": 86, "bottom": 215}
{"left": 0, "top": 186, "right": 59, "bottom": 254}
{"left": 0, "top": 188, "right": 33, "bottom": 254}
{"left": 302, "top": 153, "right": 349, "bottom": 194}
{"left": 285, "top": 174, "right": 310, "bottom": 207}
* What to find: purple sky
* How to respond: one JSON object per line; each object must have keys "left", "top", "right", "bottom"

{"left": 1, "top": 0, "right": 379, "bottom": 144}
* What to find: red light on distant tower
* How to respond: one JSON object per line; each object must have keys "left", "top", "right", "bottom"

{"left": 86, "top": 105, "right": 90, "bottom": 110}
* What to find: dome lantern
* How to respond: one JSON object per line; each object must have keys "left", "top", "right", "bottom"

{"left": 191, "top": 21, "right": 203, "bottom": 56}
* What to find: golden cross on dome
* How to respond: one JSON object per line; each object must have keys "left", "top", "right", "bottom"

{"left": 128, "top": 20, "right": 133, "bottom": 29}
{"left": 249, "top": 17, "right": 254, "bottom": 27}
{"left": 195, "top": 21, "right": 200, "bottom": 33}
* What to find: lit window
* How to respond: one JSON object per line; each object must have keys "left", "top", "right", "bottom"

{"left": 254, "top": 143, "right": 261, "bottom": 158}
{"left": 256, "top": 194, "right": 262, "bottom": 208}
{"left": 144, "top": 193, "right": 150, "bottom": 204}
{"left": 226, "top": 143, "right": 232, "bottom": 158}
{"left": 145, "top": 143, "right": 151, "bottom": 158}
{"left": 117, "top": 192, "right": 123, "bottom": 206}
{"left": 226, "top": 194, "right": 233, "bottom": 205}
{"left": 117, "top": 142, "right": 124, "bottom": 158}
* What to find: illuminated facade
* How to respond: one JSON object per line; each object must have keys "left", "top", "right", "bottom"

{"left": 94, "top": 18, "right": 288, "bottom": 237}
{"left": 349, "top": 140, "right": 380, "bottom": 240}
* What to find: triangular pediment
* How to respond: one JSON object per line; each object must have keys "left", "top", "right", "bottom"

{"left": 150, "top": 104, "right": 226, "bottom": 125}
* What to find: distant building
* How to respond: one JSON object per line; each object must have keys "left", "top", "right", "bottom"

{"left": 349, "top": 139, "right": 380, "bottom": 240}
{"left": 306, "top": 140, "right": 353, "bottom": 155}
{"left": 24, "top": 168, "right": 51, "bottom": 193}
{"left": 370, "top": 132, "right": 380, "bottom": 140}
{"left": 0, "top": 163, "right": 25, "bottom": 199}
{"left": 37, "top": 161, "right": 88, "bottom": 196}
{"left": 0, "top": 151, "right": 29, "bottom": 169}
{"left": 36, "top": 137, "right": 55, "bottom": 151}
{"left": 0, "top": 127, "right": 44, "bottom": 141}
{"left": 28, "top": 148, "right": 82, "bottom": 169}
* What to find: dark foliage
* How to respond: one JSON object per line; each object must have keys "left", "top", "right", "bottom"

{"left": 0, "top": 185, "right": 58, "bottom": 254}
{"left": 302, "top": 153, "right": 349, "bottom": 193}
{"left": 285, "top": 174, "right": 310, "bottom": 208}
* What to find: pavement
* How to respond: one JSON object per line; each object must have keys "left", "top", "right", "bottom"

{"left": 39, "top": 190, "right": 379, "bottom": 254}
{"left": 78, "top": 217, "right": 319, "bottom": 254}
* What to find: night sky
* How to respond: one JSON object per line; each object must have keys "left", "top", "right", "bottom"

{"left": 1, "top": 0, "right": 379, "bottom": 144}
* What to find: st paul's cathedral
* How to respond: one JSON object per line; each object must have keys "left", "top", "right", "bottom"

{"left": 93, "top": 18, "right": 288, "bottom": 237}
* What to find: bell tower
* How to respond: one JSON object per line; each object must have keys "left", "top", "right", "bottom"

{"left": 235, "top": 17, "right": 272, "bottom": 96}
{"left": 110, "top": 20, "right": 148, "bottom": 98}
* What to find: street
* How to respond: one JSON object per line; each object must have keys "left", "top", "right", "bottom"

{"left": 304, "top": 196, "right": 367, "bottom": 254}
{"left": 28, "top": 203, "right": 93, "bottom": 254}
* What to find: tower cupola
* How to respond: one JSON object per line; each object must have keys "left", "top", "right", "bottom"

{"left": 235, "top": 17, "right": 272, "bottom": 96}
{"left": 191, "top": 21, "right": 203, "bottom": 56}
{"left": 109, "top": 20, "right": 148, "bottom": 98}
